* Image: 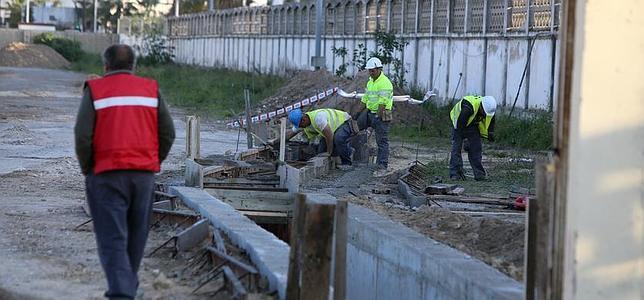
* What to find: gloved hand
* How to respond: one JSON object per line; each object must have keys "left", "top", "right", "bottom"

{"left": 488, "top": 133, "right": 495, "bottom": 143}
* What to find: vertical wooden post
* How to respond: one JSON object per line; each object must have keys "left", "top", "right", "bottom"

{"left": 333, "top": 199, "right": 348, "bottom": 300}
{"left": 280, "top": 117, "right": 287, "bottom": 162}
{"left": 244, "top": 89, "right": 254, "bottom": 149}
{"left": 186, "top": 115, "right": 200, "bottom": 159}
{"left": 525, "top": 156, "right": 556, "bottom": 300}
{"left": 286, "top": 193, "right": 337, "bottom": 300}
{"left": 286, "top": 194, "right": 307, "bottom": 299}
{"left": 300, "top": 194, "right": 335, "bottom": 300}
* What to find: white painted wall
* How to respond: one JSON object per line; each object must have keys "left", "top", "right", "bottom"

{"left": 563, "top": 1, "right": 644, "bottom": 299}
{"left": 166, "top": 34, "right": 559, "bottom": 109}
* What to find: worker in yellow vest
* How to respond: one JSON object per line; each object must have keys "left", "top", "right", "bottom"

{"left": 355, "top": 57, "right": 393, "bottom": 174}
{"left": 449, "top": 95, "right": 497, "bottom": 181}
{"left": 287, "top": 108, "right": 356, "bottom": 167}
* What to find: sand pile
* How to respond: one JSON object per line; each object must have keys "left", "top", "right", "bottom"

{"left": 258, "top": 69, "right": 430, "bottom": 126}
{"left": 0, "top": 42, "right": 70, "bottom": 69}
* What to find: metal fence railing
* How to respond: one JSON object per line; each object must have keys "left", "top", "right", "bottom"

{"left": 167, "top": 0, "right": 561, "bottom": 37}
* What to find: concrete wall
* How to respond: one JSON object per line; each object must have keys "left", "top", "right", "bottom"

{"left": 563, "top": 1, "right": 644, "bottom": 299}
{"left": 0, "top": 29, "right": 118, "bottom": 54}
{"left": 346, "top": 204, "right": 523, "bottom": 299}
{"left": 167, "top": 34, "right": 559, "bottom": 109}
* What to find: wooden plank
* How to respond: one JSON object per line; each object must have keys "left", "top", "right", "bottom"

{"left": 333, "top": 200, "right": 348, "bottom": 300}
{"left": 286, "top": 194, "right": 306, "bottom": 299}
{"left": 300, "top": 194, "right": 336, "bottom": 300}
{"left": 204, "top": 186, "right": 288, "bottom": 192}
{"left": 207, "top": 246, "right": 258, "bottom": 275}
{"left": 154, "top": 190, "right": 177, "bottom": 199}
{"left": 206, "top": 188, "right": 292, "bottom": 202}
{"left": 526, "top": 157, "right": 556, "bottom": 300}
{"left": 175, "top": 219, "right": 210, "bottom": 252}
{"left": 203, "top": 178, "right": 280, "bottom": 185}
{"left": 223, "top": 266, "right": 248, "bottom": 299}
{"left": 424, "top": 183, "right": 458, "bottom": 195}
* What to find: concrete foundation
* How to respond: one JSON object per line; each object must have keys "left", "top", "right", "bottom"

{"left": 346, "top": 204, "right": 523, "bottom": 299}
{"left": 278, "top": 156, "right": 335, "bottom": 193}
{"left": 170, "top": 186, "right": 290, "bottom": 299}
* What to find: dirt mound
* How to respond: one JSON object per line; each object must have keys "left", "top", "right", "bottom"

{"left": 258, "top": 69, "right": 428, "bottom": 126}
{"left": 0, "top": 42, "right": 70, "bottom": 69}
{"left": 407, "top": 205, "right": 525, "bottom": 280}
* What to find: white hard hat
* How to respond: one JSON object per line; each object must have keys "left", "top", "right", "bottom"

{"left": 481, "top": 96, "right": 497, "bottom": 116}
{"left": 366, "top": 57, "right": 383, "bottom": 70}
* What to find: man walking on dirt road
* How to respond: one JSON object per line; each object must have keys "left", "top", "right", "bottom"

{"left": 74, "top": 44, "right": 175, "bottom": 299}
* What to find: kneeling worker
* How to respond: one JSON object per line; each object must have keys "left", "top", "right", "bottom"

{"left": 449, "top": 95, "right": 497, "bottom": 181}
{"left": 287, "top": 108, "right": 355, "bottom": 166}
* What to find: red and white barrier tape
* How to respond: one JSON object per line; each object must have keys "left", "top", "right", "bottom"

{"left": 226, "top": 87, "right": 338, "bottom": 128}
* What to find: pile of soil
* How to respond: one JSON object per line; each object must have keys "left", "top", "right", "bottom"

{"left": 258, "top": 69, "right": 429, "bottom": 126}
{"left": 0, "top": 42, "right": 70, "bottom": 69}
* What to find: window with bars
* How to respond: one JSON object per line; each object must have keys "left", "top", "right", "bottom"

{"left": 336, "top": 4, "right": 345, "bottom": 36}
{"left": 450, "top": 0, "right": 466, "bottom": 33}
{"left": 433, "top": 0, "right": 449, "bottom": 33}
{"left": 366, "top": 0, "right": 378, "bottom": 33}
{"left": 390, "top": 0, "right": 403, "bottom": 33}
{"left": 345, "top": 3, "right": 355, "bottom": 35}
{"left": 403, "top": 0, "right": 417, "bottom": 33}
{"left": 355, "top": 2, "right": 365, "bottom": 34}
{"left": 418, "top": 0, "right": 431, "bottom": 33}
{"left": 167, "top": 0, "right": 561, "bottom": 38}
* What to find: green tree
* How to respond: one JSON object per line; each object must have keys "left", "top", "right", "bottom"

{"left": 97, "top": 0, "right": 140, "bottom": 33}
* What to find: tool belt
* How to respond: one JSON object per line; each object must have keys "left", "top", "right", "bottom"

{"left": 346, "top": 117, "right": 359, "bottom": 135}
{"left": 380, "top": 109, "right": 393, "bottom": 122}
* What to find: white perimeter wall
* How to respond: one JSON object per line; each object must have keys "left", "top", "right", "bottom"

{"left": 163, "top": 33, "right": 559, "bottom": 110}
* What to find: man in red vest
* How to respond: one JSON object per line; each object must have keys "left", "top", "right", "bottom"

{"left": 74, "top": 44, "right": 175, "bottom": 299}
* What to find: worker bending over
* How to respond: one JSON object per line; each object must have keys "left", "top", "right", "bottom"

{"left": 287, "top": 108, "right": 356, "bottom": 167}
{"left": 449, "top": 95, "right": 497, "bottom": 181}
{"left": 356, "top": 57, "right": 393, "bottom": 174}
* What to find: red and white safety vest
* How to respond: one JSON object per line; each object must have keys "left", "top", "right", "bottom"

{"left": 86, "top": 73, "right": 160, "bottom": 174}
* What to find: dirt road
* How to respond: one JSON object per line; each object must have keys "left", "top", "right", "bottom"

{"left": 0, "top": 67, "right": 245, "bottom": 299}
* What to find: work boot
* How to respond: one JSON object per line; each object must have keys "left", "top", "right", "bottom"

{"left": 450, "top": 170, "right": 467, "bottom": 181}
{"left": 373, "top": 165, "right": 388, "bottom": 177}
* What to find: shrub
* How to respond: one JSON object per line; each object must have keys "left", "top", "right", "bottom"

{"left": 135, "top": 34, "right": 175, "bottom": 66}
{"left": 33, "top": 33, "right": 84, "bottom": 62}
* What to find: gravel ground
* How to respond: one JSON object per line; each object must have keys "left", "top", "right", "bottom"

{"left": 0, "top": 67, "right": 250, "bottom": 299}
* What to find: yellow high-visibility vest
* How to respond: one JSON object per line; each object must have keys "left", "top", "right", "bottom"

{"left": 302, "top": 108, "right": 349, "bottom": 140}
{"left": 361, "top": 73, "right": 393, "bottom": 113}
{"left": 450, "top": 95, "right": 493, "bottom": 138}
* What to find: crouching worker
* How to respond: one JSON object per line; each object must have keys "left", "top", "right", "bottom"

{"left": 449, "top": 95, "right": 497, "bottom": 181}
{"left": 287, "top": 108, "right": 356, "bottom": 168}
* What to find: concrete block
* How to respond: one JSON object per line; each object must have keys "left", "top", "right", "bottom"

{"left": 184, "top": 158, "right": 203, "bottom": 188}
{"left": 398, "top": 178, "right": 427, "bottom": 208}
{"left": 346, "top": 204, "right": 523, "bottom": 300}
{"left": 170, "top": 186, "right": 289, "bottom": 299}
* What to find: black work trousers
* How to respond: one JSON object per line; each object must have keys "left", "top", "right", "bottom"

{"left": 85, "top": 170, "right": 155, "bottom": 300}
{"left": 449, "top": 126, "right": 486, "bottom": 180}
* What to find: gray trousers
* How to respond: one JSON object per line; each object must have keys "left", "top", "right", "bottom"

{"left": 86, "top": 170, "right": 155, "bottom": 300}
{"left": 357, "top": 110, "right": 390, "bottom": 168}
{"left": 317, "top": 121, "right": 355, "bottom": 165}
{"left": 449, "top": 126, "right": 486, "bottom": 180}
